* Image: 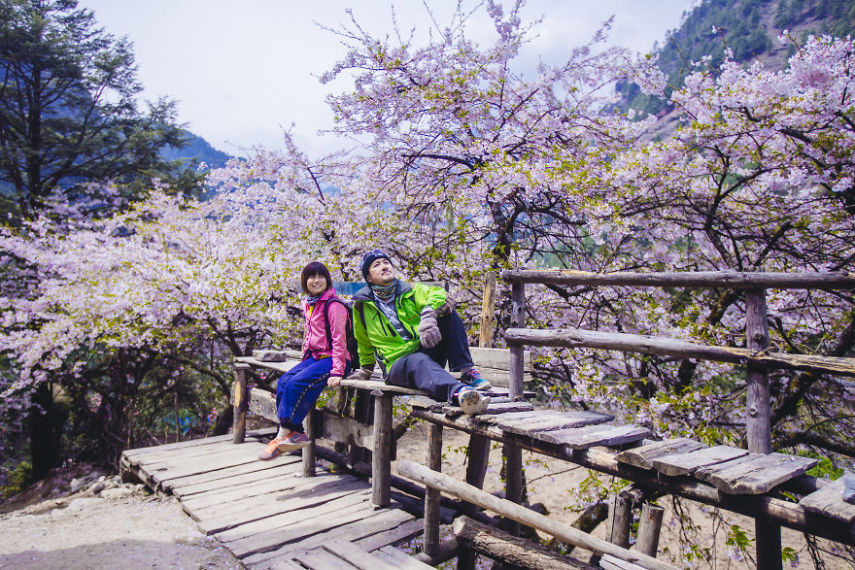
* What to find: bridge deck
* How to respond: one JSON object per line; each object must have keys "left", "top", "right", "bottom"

{"left": 120, "top": 430, "right": 429, "bottom": 570}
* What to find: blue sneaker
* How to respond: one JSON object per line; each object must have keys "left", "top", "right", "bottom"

{"left": 460, "top": 367, "right": 492, "bottom": 390}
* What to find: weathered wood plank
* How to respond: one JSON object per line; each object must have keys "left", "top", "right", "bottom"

{"left": 491, "top": 410, "right": 613, "bottom": 436}
{"left": 799, "top": 479, "right": 855, "bottom": 523}
{"left": 695, "top": 453, "right": 817, "bottom": 495}
{"left": 323, "top": 540, "right": 400, "bottom": 570}
{"left": 532, "top": 424, "right": 649, "bottom": 449}
{"left": 353, "top": 518, "right": 424, "bottom": 552}
{"left": 125, "top": 436, "right": 271, "bottom": 466}
{"left": 170, "top": 457, "right": 301, "bottom": 497}
{"left": 121, "top": 428, "right": 275, "bottom": 460}
{"left": 216, "top": 490, "right": 370, "bottom": 544}
{"left": 441, "top": 400, "right": 534, "bottom": 418}
{"left": 615, "top": 438, "right": 708, "bottom": 470}
{"left": 294, "top": 547, "right": 360, "bottom": 569}
{"left": 197, "top": 477, "right": 368, "bottom": 535}
{"left": 181, "top": 471, "right": 323, "bottom": 515}
{"left": 375, "top": 545, "right": 437, "bottom": 569}
{"left": 652, "top": 445, "right": 749, "bottom": 477}
{"left": 224, "top": 495, "right": 373, "bottom": 558}
{"left": 245, "top": 508, "right": 415, "bottom": 567}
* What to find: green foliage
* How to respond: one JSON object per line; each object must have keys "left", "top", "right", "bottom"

{"left": 622, "top": 0, "right": 855, "bottom": 118}
{"left": 0, "top": 0, "right": 201, "bottom": 220}
{"left": 0, "top": 460, "right": 32, "bottom": 499}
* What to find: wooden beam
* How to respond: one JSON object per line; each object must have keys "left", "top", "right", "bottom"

{"left": 453, "top": 516, "right": 595, "bottom": 569}
{"left": 372, "top": 393, "right": 393, "bottom": 508}
{"left": 232, "top": 363, "right": 251, "bottom": 444}
{"left": 500, "top": 269, "right": 855, "bottom": 290}
{"left": 396, "top": 460, "right": 678, "bottom": 570}
{"left": 636, "top": 503, "right": 664, "bottom": 557}
{"left": 503, "top": 327, "right": 855, "bottom": 377}
{"left": 479, "top": 271, "right": 497, "bottom": 348}
{"left": 509, "top": 281, "right": 526, "bottom": 400}
{"left": 424, "top": 423, "right": 443, "bottom": 557}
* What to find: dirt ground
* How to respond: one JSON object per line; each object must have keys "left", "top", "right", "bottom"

{"left": 1, "top": 421, "right": 852, "bottom": 569}
{"left": 0, "top": 470, "right": 242, "bottom": 569}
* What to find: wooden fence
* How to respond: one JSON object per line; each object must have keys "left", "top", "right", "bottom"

{"left": 500, "top": 269, "right": 855, "bottom": 570}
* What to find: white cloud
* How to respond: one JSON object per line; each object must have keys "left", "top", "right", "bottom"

{"left": 79, "top": 0, "right": 695, "bottom": 158}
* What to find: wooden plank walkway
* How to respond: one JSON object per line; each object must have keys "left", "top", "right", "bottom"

{"left": 120, "top": 430, "right": 430, "bottom": 570}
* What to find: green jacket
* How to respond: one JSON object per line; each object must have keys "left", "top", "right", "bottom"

{"left": 352, "top": 279, "right": 447, "bottom": 372}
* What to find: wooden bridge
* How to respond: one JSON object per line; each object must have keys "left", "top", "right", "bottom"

{"left": 120, "top": 269, "right": 855, "bottom": 569}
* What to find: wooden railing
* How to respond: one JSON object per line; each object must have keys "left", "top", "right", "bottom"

{"left": 500, "top": 269, "right": 855, "bottom": 570}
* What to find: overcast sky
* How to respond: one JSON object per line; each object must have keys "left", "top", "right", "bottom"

{"left": 78, "top": 1, "right": 697, "bottom": 159}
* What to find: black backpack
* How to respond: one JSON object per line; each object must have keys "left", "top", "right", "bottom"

{"left": 322, "top": 297, "right": 360, "bottom": 370}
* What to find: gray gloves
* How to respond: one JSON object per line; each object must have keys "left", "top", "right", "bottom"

{"left": 436, "top": 292, "right": 455, "bottom": 316}
{"left": 348, "top": 367, "right": 375, "bottom": 381}
{"left": 418, "top": 307, "right": 442, "bottom": 348}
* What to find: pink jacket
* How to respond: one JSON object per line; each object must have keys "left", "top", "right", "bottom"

{"left": 302, "top": 287, "right": 349, "bottom": 377}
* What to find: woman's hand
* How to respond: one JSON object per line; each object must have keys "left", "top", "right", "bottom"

{"left": 328, "top": 375, "right": 343, "bottom": 387}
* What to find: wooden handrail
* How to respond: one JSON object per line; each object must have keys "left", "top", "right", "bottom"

{"left": 504, "top": 327, "right": 855, "bottom": 377}
{"left": 501, "top": 269, "right": 855, "bottom": 290}
{"left": 397, "top": 459, "right": 678, "bottom": 570}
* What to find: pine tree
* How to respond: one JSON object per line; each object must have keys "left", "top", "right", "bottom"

{"left": 0, "top": 0, "right": 192, "bottom": 219}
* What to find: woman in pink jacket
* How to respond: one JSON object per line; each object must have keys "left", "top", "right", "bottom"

{"left": 259, "top": 261, "right": 351, "bottom": 460}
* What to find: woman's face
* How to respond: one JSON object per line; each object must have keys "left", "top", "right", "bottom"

{"left": 306, "top": 273, "right": 328, "bottom": 296}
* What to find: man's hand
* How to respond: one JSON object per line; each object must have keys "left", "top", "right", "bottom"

{"left": 348, "top": 367, "right": 375, "bottom": 382}
{"left": 436, "top": 292, "right": 455, "bottom": 316}
{"left": 328, "top": 375, "right": 343, "bottom": 387}
{"left": 418, "top": 307, "right": 442, "bottom": 348}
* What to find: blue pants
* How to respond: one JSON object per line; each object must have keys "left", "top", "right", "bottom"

{"left": 275, "top": 356, "right": 351, "bottom": 432}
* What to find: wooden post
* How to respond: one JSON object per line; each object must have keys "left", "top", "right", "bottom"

{"left": 509, "top": 281, "right": 526, "bottom": 400}
{"left": 609, "top": 493, "right": 632, "bottom": 548}
{"left": 479, "top": 271, "right": 497, "bottom": 348}
{"left": 424, "top": 423, "right": 443, "bottom": 556}
{"left": 460, "top": 433, "right": 492, "bottom": 570}
{"left": 232, "top": 363, "right": 250, "bottom": 444}
{"left": 636, "top": 503, "right": 664, "bottom": 557}
{"left": 503, "top": 441, "right": 523, "bottom": 537}
{"left": 745, "top": 288, "right": 772, "bottom": 454}
{"left": 371, "top": 391, "right": 393, "bottom": 508}
{"left": 746, "top": 289, "right": 781, "bottom": 570}
{"left": 302, "top": 408, "right": 316, "bottom": 477}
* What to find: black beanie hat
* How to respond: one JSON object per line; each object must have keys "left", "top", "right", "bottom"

{"left": 361, "top": 249, "right": 392, "bottom": 280}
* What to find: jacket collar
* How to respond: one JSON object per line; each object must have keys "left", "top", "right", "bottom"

{"left": 353, "top": 279, "right": 411, "bottom": 301}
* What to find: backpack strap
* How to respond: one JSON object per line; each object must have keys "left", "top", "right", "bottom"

{"left": 323, "top": 297, "right": 351, "bottom": 350}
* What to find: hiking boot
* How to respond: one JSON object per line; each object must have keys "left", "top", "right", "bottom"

{"left": 460, "top": 367, "right": 492, "bottom": 390}
{"left": 278, "top": 431, "right": 311, "bottom": 453}
{"left": 258, "top": 437, "right": 283, "bottom": 461}
{"left": 457, "top": 387, "right": 491, "bottom": 416}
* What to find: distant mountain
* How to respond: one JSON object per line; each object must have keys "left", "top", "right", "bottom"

{"left": 161, "top": 131, "right": 232, "bottom": 170}
{"left": 618, "top": 0, "right": 855, "bottom": 118}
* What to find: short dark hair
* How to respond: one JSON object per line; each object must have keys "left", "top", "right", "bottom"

{"left": 300, "top": 261, "right": 332, "bottom": 294}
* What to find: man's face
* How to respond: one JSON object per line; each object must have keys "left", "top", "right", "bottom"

{"left": 366, "top": 257, "right": 395, "bottom": 286}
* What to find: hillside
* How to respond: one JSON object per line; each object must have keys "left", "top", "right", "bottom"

{"left": 161, "top": 130, "right": 232, "bottom": 170}
{"left": 619, "top": 0, "right": 855, "bottom": 117}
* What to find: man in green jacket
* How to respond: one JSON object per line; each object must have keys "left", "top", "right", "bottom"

{"left": 349, "top": 249, "right": 490, "bottom": 415}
